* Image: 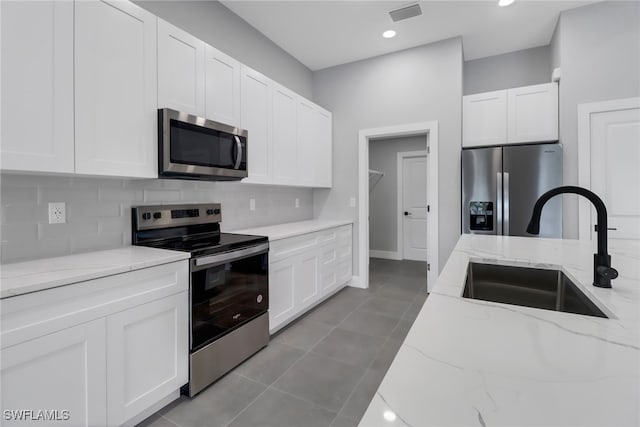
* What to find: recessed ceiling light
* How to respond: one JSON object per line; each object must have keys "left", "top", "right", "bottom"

{"left": 382, "top": 30, "right": 396, "bottom": 39}
{"left": 498, "top": 0, "right": 515, "bottom": 6}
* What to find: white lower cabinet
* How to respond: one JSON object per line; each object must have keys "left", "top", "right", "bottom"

{"left": 1, "top": 319, "right": 107, "bottom": 427}
{"left": 268, "top": 224, "right": 352, "bottom": 333}
{"left": 106, "top": 292, "right": 188, "bottom": 426}
{"left": 0, "top": 261, "right": 188, "bottom": 427}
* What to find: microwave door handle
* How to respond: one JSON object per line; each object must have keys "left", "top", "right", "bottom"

{"left": 234, "top": 135, "right": 242, "bottom": 170}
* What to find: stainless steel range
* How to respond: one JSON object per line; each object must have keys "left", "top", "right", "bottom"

{"left": 131, "top": 203, "right": 269, "bottom": 397}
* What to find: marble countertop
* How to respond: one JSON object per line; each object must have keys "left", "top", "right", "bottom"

{"left": 0, "top": 246, "right": 190, "bottom": 299}
{"left": 360, "top": 234, "right": 640, "bottom": 426}
{"left": 229, "top": 219, "right": 353, "bottom": 241}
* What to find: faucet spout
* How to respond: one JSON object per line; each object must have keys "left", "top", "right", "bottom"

{"left": 526, "top": 186, "right": 618, "bottom": 288}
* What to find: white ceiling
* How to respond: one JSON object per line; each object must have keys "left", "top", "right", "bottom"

{"left": 221, "top": 0, "right": 595, "bottom": 70}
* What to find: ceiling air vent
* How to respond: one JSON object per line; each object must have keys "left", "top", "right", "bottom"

{"left": 389, "top": 3, "right": 422, "bottom": 22}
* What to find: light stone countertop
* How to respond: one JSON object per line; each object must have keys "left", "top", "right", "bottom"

{"left": 0, "top": 246, "right": 190, "bottom": 299}
{"left": 229, "top": 219, "right": 353, "bottom": 241}
{"left": 360, "top": 234, "right": 640, "bottom": 427}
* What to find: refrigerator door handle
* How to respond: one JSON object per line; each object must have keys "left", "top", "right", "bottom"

{"left": 503, "top": 172, "right": 510, "bottom": 236}
{"left": 496, "top": 172, "right": 503, "bottom": 235}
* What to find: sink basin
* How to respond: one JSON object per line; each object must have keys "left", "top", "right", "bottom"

{"left": 463, "top": 262, "right": 608, "bottom": 318}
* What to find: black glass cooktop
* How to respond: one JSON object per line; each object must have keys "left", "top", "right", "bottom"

{"left": 140, "top": 232, "right": 267, "bottom": 257}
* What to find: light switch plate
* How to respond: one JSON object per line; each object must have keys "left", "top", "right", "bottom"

{"left": 249, "top": 198, "right": 256, "bottom": 211}
{"left": 349, "top": 197, "right": 357, "bottom": 208}
{"left": 48, "top": 202, "right": 66, "bottom": 224}
{"left": 295, "top": 198, "right": 300, "bottom": 208}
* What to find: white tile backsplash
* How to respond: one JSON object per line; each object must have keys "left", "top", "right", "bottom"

{"left": 0, "top": 174, "right": 314, "bottom": 263}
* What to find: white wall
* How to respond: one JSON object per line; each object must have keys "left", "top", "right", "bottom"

{"left": 464, "top": 45, "right": 551, "bottom": 95}
{"left": 312, "top": 37, "right": 463, "bottom": 275}
{"left": 551, "top": 1, "right": 640, "bottom": 239}
{"left": 133, "top": 0, "right": 313, "bottom": 98}
{"left": 369, "top": 135, "right": 427, "bottom": 253}
{"left": 0, "top": 175, "right": 313, "bottom": 263}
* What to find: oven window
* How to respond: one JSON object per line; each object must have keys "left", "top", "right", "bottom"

{"left": 191, "top": 252, "right": 268, "bottom": 351}
{"left": 170, "top": 120, "right": 247, "bottom": 170}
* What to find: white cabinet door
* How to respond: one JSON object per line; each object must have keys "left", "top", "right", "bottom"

{"left": 314, "top": 108, "right": 333, "bottom": 188}
{"left": 272, "top": 85, "right": 298, "bottom": 185}
{"left": 106, "top": 292, "right": 188, "bottom": 426}
{"left": 1, "top": 318, "right": 107, "bottom": 427}
{"left": 296, "top": 252, "right": 320, "bottom": 306}
{"left": 297, "top": 99, "right": 316, "bottom": 187}
{"left": 157, "top": 19, "right": 205, "bottom": 117}
{"left": 463, "top": 90, "right": 508, "bottom": 148}
{"left": 75, "top": 0, "right": 157, "bottom": 178}
{"left": 269, "top": 258, "right": 296, "bottom": 332}
{"left": 0, "top": 1, "right": 74, "bottom": 174}
{"left": 241, "top": 66, "right": 272, "bottom": 184}
{"left": 508, "top": 82, "right": 558, "bottom": 144}
{"left": 205, "top": 45, "right": 241, "bottom": 127}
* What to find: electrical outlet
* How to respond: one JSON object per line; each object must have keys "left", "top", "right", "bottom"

{"left": 349, "top": 197, "right": 357, "bottom": 208}
{"left": 295, "top": 198, "right": 300, "bottom": 208}
{"left": 249, "top": 198, "right": 256, "bottom": 211}
{"left": 48, "top": 202, "right": 66, "bottom": 224}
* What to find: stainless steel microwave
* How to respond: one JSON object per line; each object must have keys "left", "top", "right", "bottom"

{"left": 158, "top": 108, "right": 248, "bottom": 181}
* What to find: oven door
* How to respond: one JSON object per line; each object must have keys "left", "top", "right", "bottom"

{"left": 190, "top": 243, "right": 268, "bottom": 351}
{"left": 159, "top": 108, "right": 247, "bottom": 180}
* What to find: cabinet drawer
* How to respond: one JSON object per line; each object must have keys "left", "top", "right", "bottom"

{"left": 318, "top": 229, "right": 337, "bottom": 244}
{"left": 321, "top": 247, "right": 337, "bottom": 265}
{"left": 270, "top": 235, "right": 318, "bottom": 261}
{"left": 337, "top": 225, "right": 352, "bottom": 242}
{"left": 1, "top": 261, "right": 188, "bottom": 349}
{"left": 337, "top": 243, "right": 352, "bottom": 260}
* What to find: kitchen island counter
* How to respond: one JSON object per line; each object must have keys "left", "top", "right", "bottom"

{"left": 360, "top": 234, "right": 640, "bottom": 426}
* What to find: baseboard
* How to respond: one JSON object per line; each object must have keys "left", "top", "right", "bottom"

{"left": 369, "top": 250, "right": 402, "bottom": 260}
{"left": 348, "top": 275, "right": 366, "bottom": 289}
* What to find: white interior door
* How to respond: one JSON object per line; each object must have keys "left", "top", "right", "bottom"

{"left": 589, "top": 107, "right": 640, "bottom": 240}
{"left": 402, "top": 156, "right": 428, "bottom": 260}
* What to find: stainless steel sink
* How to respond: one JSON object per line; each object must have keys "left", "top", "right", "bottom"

{"left": 463, "top": 262, "right": 608, "bottom": 318}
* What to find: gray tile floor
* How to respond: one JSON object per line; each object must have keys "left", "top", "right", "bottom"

{"left": 138, "top": 259, "right": 428, "bottom": 427}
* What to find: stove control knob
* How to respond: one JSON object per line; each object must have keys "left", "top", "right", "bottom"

{"left": 153, "top": 212, "right": 162, "bottom": 219}
{"left": 206, "top": 209, "right": 214, "bottom": 215}
{"left": 214, "top": 208, "right": 221, "bottom": 215}
{"left": 141, "top": 212, "right": 151, "bottom": 221}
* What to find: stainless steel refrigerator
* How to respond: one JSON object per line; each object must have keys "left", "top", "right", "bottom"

{"left": 462, "top": 144, "right": 563, "bottom": 238}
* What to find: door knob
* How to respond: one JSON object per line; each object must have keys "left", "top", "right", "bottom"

{"left": 404, "top": 211, "right": 411, "bottom": 216}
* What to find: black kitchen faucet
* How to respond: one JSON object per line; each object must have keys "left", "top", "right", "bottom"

{"left": 526, "top": 186, "right": 618, "bottom": 288}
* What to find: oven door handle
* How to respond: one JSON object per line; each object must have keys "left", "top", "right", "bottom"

{"left": 193, "top": 242, "right": 269, "bottom": 269}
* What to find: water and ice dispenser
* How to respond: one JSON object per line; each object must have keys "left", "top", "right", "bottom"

{"left": 469, "top": 201, "right": 493, "bottom": 231}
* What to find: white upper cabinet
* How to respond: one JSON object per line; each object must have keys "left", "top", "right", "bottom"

{"left": 507, "top": 82, "right": 558, "bottom": 143}
{"left": 75, "top": 0, "right": 158, "bottom": 178}
{"left": 158, "top": 19, "right": 206, "bottom": 117}
{"left": 297, "top": 99, "right": 317, "bottom": 187}
{"left": 272, "top": 84, "right": 298, "bottom": 185}
{"left": 0, "top": 1, "right": 74, "bottom": 174}
{"left": 463, "top": 82, "right": 559, "bottom": 148}
{"left": 314, "top": 107, "right": 333, "bottom": 188}
{"left": 205, "top": 45, "right": 241, "bottom": 127}
{"left": 463, "top": 89, "right": 508, "bottom": 148}
{"left": 297, "top": 99, "right": 332, "bottom": 187}
{"left": 241, "top": 65, "right": 272, "bottom": 184}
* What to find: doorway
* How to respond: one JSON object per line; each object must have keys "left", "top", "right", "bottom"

{"left": 400, "top": 152, "right": 428, "bottom": 261}
{"left": 578, "top": 97, "right": 640, "bottom": 240}
{"left": 357, "top": 122, "right": 439, "bottom": 292}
